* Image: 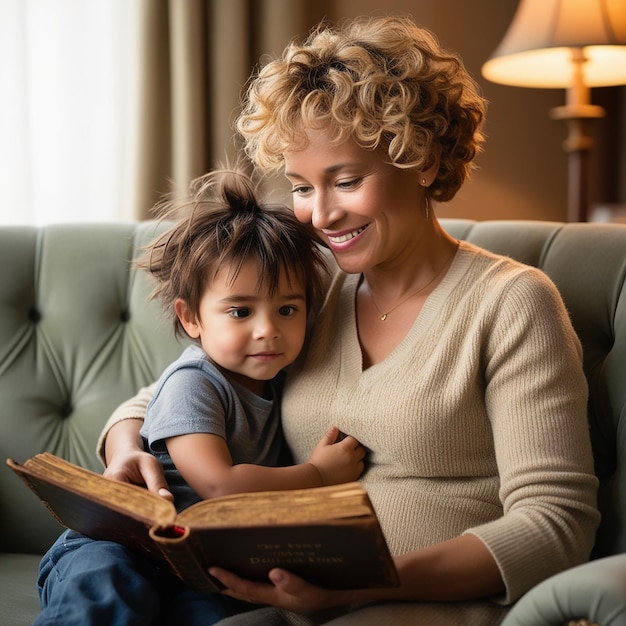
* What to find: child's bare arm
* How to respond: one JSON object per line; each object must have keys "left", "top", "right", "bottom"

{"left": 166, "top": 425, "right": 365, "bottom": 499}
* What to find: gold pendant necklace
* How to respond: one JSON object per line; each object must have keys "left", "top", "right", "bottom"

{"left": 368, "top": 242, "right": 458, "bottom": 322}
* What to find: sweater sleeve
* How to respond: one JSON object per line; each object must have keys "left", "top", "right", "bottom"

{"left": 96, "top": 383, "right": 157, "bottom": 467}
{"left": 464, "top": 267, "right": 600, "bottom": 604}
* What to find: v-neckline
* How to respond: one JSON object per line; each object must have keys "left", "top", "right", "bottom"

{"left": 340, "top": 243, "right": 467, "bottom": 384}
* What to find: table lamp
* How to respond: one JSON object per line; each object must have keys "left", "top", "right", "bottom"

{"left": 481, "top": 0, "right": 626, "bottom": 222}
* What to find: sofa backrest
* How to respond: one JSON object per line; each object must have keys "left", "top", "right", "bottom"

{"left": 0, "top": 222, "right": 190, "bottom": 553}
{"left": 1, "top": 220, "right": 625, "bottom": 557}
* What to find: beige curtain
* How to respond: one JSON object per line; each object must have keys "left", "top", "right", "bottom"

{"left": 132, "top": 0, "right": 329, "bottom": 220}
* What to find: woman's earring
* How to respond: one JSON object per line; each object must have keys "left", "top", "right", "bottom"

{"left": 421, "top": 176, "right": 430, "bottom": 220}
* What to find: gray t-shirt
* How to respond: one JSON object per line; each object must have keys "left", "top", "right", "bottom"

{"left": 140, "top": 344, "right": 287, "bottom": 511}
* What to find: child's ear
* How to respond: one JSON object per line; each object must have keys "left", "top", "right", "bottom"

{"left": 175, "top": 299, "right": 201, "bottom": 339}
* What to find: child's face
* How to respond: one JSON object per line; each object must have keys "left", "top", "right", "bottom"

{"left": 176, "top": 259, "right": 307, "bottom": 391}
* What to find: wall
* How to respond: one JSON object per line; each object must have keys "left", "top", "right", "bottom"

{"left": 296, "top": 0, "right": 625, "bottom": 221}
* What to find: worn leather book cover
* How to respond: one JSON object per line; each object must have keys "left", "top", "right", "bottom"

{"left": 7, "top": 453, "right": 399, "bottom": 592}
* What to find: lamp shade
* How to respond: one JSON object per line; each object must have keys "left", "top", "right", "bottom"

{"left": 482, "top": 0, "right": 626, "bottom": 88}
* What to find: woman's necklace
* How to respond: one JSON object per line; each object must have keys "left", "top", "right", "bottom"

{"left": 367, "top": 242, "right": 458, "bottom": 321}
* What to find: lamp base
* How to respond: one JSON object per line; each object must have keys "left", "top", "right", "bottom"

{"left": 550, "top": 104, "right": 605, "bottom": 151}
{"left": 549, "top": 104, "right": 606, "bottom": 222}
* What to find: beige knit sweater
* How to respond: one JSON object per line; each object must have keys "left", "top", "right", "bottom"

{"left": 280, "top": 241, "right": 599, "bottom": 605}
{"left": 99, "top": 241, "right": 599, "bottom": 617}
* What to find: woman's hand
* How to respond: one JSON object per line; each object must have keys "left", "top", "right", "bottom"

{"left": 209, "top": 566, "right": 355, "bottom": 613}
{"left": 209, "top": 535, "right": 506, "bottom": 612}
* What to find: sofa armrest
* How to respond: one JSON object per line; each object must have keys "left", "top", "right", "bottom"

{"left": 501, "top": 555, "right": 626, "bottom": 626}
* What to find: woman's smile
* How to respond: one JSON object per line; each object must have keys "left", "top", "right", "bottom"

{"left": 324, "top": 224, "right": 370, "bottom": 248}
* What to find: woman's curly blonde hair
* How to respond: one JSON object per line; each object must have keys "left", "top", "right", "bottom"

{"left": 237, "top": 15, "right": 487, "bottom": 202}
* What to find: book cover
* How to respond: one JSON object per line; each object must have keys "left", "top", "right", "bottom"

{"left": 7, "top": 454, "right": 399, "bottom": 592}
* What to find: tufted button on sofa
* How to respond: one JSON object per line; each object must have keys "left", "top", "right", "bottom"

{"left": 1, "top": 219, "right": 625, "bottom": 625}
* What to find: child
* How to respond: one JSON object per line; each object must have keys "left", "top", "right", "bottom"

{"left": 138, "top": 168, "right": 365, "bottom": 513}
{"left": 33, "top": 169, "right": 365, "bottom": 626}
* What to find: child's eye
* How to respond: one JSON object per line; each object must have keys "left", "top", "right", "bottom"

{"left": 229, "top": 307, "right": 251, "bottom": 319}
{"left": 278, "top": 305, "right": 298, "bottom": 317}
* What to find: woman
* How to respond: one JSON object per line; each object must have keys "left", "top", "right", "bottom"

{"left": 100, "top": 15, "right": 599, "bottom": 625}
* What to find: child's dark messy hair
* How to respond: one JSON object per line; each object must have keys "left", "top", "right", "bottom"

{"left": 137, "top": 168, "right": 328, "bottom": 339}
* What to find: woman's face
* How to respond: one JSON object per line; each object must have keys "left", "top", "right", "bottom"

{"left": 284, "top": 127, "right": 425, "bottom": 275}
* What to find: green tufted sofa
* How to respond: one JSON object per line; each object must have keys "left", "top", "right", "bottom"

{"left": 1, "top": 219, "right": 625, "bottom": 625}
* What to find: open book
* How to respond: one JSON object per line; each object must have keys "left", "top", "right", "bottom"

{"left": 7, "top": 453, "right": 399, "bottom": 593}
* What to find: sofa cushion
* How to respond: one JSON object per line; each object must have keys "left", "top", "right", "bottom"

{"left": 0, "top": 554, "right": 42, "bottom": 624}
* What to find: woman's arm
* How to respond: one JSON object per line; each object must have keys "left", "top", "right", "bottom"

{"left": 97, "top": 384, "right": 156, "bottom": 465}
{"left": 209, "top": 533, "right": 504, "bottom": 612}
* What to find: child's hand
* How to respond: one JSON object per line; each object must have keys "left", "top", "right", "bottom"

{"left": 307, "top": 425, "right": 366, "bottom": 485}
{"left": 104, "top": 448, "right": 174, "bottom": 501}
